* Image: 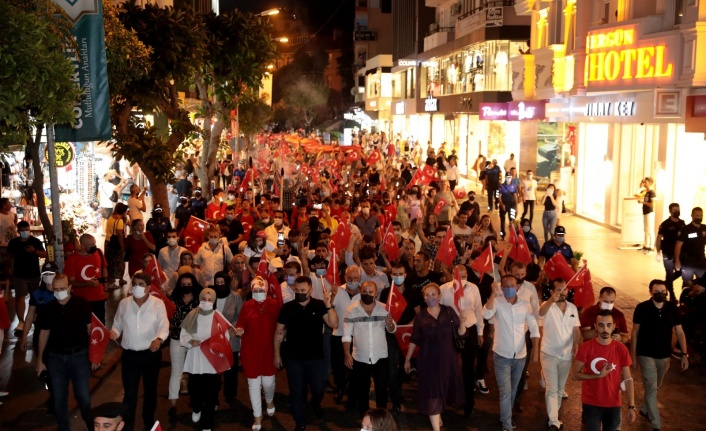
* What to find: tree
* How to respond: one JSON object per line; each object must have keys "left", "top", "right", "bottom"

{"left": 238, "top": 92, "right": 274, "bottom": 149}
{"left": 192, "top": 11, "right": 278, "bottom": 197}
{"left": 282, "top": 79, "right": 329, "bottom": 129}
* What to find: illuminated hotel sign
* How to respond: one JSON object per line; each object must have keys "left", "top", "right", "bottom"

{"left": 424, "top": 96, "right": 439, "bottom": 112}
{"left": 584, "top": 101, "right": 636, "bottom": 117}
{"left": 585, "top": 25, "right": 677, "bottom": 89}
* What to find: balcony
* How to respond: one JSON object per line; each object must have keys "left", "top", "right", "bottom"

{"left": 424, "top": 26, "right": 455, "bottom": 52}
{"left": 354, "top": 30, "right": 377, "bottom": 41}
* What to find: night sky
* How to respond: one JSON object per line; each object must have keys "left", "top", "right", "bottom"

{"left": 219, "top": 0, "right": 353, "bottom": 34}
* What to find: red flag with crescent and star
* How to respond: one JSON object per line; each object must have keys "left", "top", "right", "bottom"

{"left": 433, "top": 197, "right": 448, "bottom": 215}
{"left": 453, "top": 186, "right": 467, "bottom": 200}
{"left": 386, "top": 282, "right": 408, "bottom": 323}
{"left": 256, "top": 251, "right": 283, "bottom": 306}
{"left": 325, "top": 241, "right": 340, "bottom": 287}
{"left": 330, "top": 220, "right": 352, "bottom": 252}
{"left": 346, "top": 151, "right": 360, "bottom": 163}
{"left": 543, "top": 252, "right": 576, "bottom": 281}
{"left": 567, "top": 262, "right": 595, "bottom": 308}
{"left": 408, "top": 163, "right": 437, "bottom": 187}
{"left": 181, "top": 216, "right": 208, "bottom": 254}
{"left": 453, "top": 267, "right": 465, "bottom": 310}
{"left": 435, "top": 227, "right": 457, "bottom": 267}
{"left": 145, "top": 254, "right": 168, "bottom": 287}
{"left": 89, "top": 313, "right": 109, "bottom": 364}
{"left": 382, "top": 223, "right": 401, "bottom": 262}
{"left": 471, "top": 245, "right": 494, "bottom": 275}
{"left": 509, "top": 227, "right": 532, "bottom": 264}
{"left": 149, "top": 285, "right": 176, "bottom": 319}
{"left": 200, "top": 310, "right": 234, "bottom": 373}
{"left": 366, "top": 149, "right": 382, "bottom": 165}
{"left": 394, "top": 325, "right": 418, "bottom": 358}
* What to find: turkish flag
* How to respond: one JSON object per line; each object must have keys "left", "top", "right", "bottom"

{"left": 182, "top": 216, "right": 208, "bottom": 254}
{"left": 543, "top": 252, "right": 576, "bottom": 281}
{"left": 256, "top": 250, "right": 269, "bottom": 277}
{"left": 471, "top": 245, "right": 494, "bottom": 275}
{"left": 385, "top": 283, "right": 408, "bottom": 323}
{"left": 366, "top": 149, "right": 382, "bottom": 165}
{"left": 508, "top": 228, "right": 532, "bottom": 264}
{"left": 453, "top": 267, "right": 465, "bottom": 310}
{"left": 239, "top": 213, "right": 254, "bottom": 239}
{"left": 265, "top": 272, "right": 283, "bottom": 306}
{"left": 145, "top": 254, "right": 168, "bottom": 287}
{"left": 394, "top": 325, "right": 418, "bottom": 358}
{"left": 89, "top": 313, "right": 109, "bottom": 364}
{"left": 435, "top": 227, "right": 457, "bottom": 267}
{"left": 567, "top": 263, "right": 595, "bottom": 308}
{"left": 325, "top": 240, "right": 341, "bottom": 287}
{"left": 453, "top": 187, "right": 467, "bottom": 200}
{"left": 330, "top": 221, "right": 352, "bottom": 252}
{"left": 433, "top": 198, "right": 448, "bottom": 215}
{"left": 200, "top": 310, "right": 235, "bottom": 373}
{"left": 149, "top": 421, "right": 163, "bottom": 431}
{"left": 346, "top": 151, "right": 361, "bottom": 163}
{"left": 149, "top": 285, "right": 176, "bottom": 319}
{"left": 382, "top": 224, "right": 400, "bottom": 261}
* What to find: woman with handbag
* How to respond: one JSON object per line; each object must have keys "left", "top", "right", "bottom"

{"left": 403, "top": 283, "right": 468, "bottom": 431}
{"left": 105, "top": 203, "right": 128, "bottom": 286}
{"left": 125, "top": 219, "right": 155, "bottom": 277}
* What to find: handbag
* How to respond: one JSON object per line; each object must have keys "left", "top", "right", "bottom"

{"left": 445, "top": 306, "right": 466, "bottom": 351}
{"left": 109, "top": 190, "right": 119, "bottom": 203}
{"left": 107, "top": 219, "right": 122, "bottom": 250}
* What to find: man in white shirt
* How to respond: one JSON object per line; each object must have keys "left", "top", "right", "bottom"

{"left": 520, "top": 170, "right": 538, "bottom": 228}
{"left": 158, "top": 229, "right": 186, "bottom": 279}
{"left": 264, "top": 210, "right": 291, "bottom": 260}
{"left": 280, "top": 261, "right": 302, "bottom": 304}
{"left": 440, "top": 264, "right": 484, "bottom": 416}
{"left": 110, "top": 273, "right": 170, "bottom": 431}
{"left": 503, "top": 153, "right": 517, "bottom": 175}
{"left": 195, "top": 227, "right": 234, "bottom": 286}
{"left": 345, "top": 247, "right": 390, "bottom": 300}
{"left": 538, "top": 278, "right": 581, "bottom": 431}
{"left": 330, "top": 266, "right": 361, "bottom": 403}
{"left": 342, "top": 281, "right": 396, "bottom": 416}
{"left": 483, "top": 274, "right": 539, "bottom": 431}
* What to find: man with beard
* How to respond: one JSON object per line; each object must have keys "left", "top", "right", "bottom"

{"left": 655, "top": 203, "right": 685, "bottom": 301}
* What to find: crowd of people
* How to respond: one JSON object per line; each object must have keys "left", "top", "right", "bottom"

{"left": 3, "top": 131, "right": 705, "bottom": 431}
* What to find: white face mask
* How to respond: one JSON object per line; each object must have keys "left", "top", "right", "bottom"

{"left": 274, "top": 218, "right": 283, "bottom": 226}
{"left": 200, "top": 300, "right": 214, "bottom": 311}
{"left": 253, "top": 291, "right": 267, "bottom": 302}
{"left": 132, "top": 285, "right": 147, "bottom": 299}
{"left": 54, "top": 290, "right": 69, "bottom": 301}
{"left": 601, "top": 301, "right": 614, "bottom": 311}
{"left": 362, "top": 208, "right": 370, "bottom": 215}
{"left": 167, "top": 238, "right": 178, "bottom": 247}
{"left": 43, "top": 274, "right": 56, "bottom": 285}
{"left": 209, "top": 238, "right": 219, "bottom": 246}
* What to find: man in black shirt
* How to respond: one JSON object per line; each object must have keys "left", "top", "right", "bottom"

{"left": 631, "top": 279, "right": 689, "bottom": 431}
{"left": 674, "top": 207, "right": 706, "bottom": 287}
{"left": 35, "top": 274, "right": 92, "bottom": 431}
{"left": 218, "top": 205, "right": 245, "bottom": 255}
{"left": 639, "top": 177, "right": 656, "bottom": 251}
{"left": 275, "top": 276, "right": 337, "bottom": 431}
{"left": 174, "top": 195, "right": 193, "bottom": 234}
{"left": 655, "top": 203, "right": 685, "bottom": 301}
{"left": 174, "top": 172, "right": 192, "bottom": 198}
{"left": 145, "top": 204, "right": 172, "bottom": 252}
{"left": 405, "top": 251, "right": 443, "bottom": 298}
{"left": 8, "top": 220, "right": 48, "bottom": 335}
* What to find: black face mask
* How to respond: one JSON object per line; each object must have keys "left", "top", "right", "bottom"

{"left": 88, "top": 245, "right": 97, "bottom": 254}
{"left": 295, "top": 292, "right": 309, "bottom": 303}
{"left": 469, "top": 196, "right": 475, "bottom": 201}
{"left": 361, "top": 294, "right": 375, "bottom": 305}
{"left": 694, "top": 217, "right": 703, "bottom": 225}
{"left": 671, "top": 211, "right": 680, "bottom": 218}
{"left": 653, "top": 292, "right": 667, "bottom": 303}
{"left": 214, "top": 284, "right": 230, "bottom": 299}
{"left": 181, "top": 286, "right": 193, "bottom": 295}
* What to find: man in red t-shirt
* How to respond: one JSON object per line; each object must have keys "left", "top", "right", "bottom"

{"left": 580, "top": 287, "right": 630, "bottom": 344}
{"left": 64, "top": 234, "right": 108, "bottom": 322}
{"left": 574, "top": 310, "right": 636, "bottom": 431}
{"left": 205, "top": 188, "right": 226, "bottom": 224}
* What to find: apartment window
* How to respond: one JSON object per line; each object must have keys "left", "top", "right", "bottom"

{"left": 675, "top": 0, "right": 685, "bottom": 25}
{"left": 370, "top": 0, "right": 380, "bottom": 8}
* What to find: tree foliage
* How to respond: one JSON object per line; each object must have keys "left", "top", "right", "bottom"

{"left": 282, "top": 79, "right": 330, "bottom": 129}
{"left": 0, "top": 0, "right": 80, "bottom": 147}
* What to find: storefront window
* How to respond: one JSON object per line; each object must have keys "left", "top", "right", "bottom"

{"left": 423, "top": 40, "right": 515, "bottom": 96}
{"left": 577, "top": 123, "right": 609, "bottom": 222}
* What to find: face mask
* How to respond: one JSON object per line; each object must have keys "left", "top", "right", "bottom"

{"left": 555, "top": 236, "right": 565, "bottom": 244}
{"left": 694, "top": 217, "right": 703, "bottom": 225}
{"left": 42, "top": 274, "right": 56, "bottom": 285}
{"left": 392, "top": 275, "right": 405, "bottom": 285}
{"left": 547, "top": 188, "right": 554, "bottom": 194}
{"left": 54, "top": 290, "right": 69, "bottom": 301}
{"left": 469, "top": 196, "right": 475, "bottom": 201}
{"left": 181, "top": 285, "right": 193, "bottom": 295}
{"left": 527, "top": 175, "right": 533, "bottom": 179}
{"left": 600, "top": 301, "right": 614, "bottom": 311}
{"left": 522, "top": 226, "right": 530, "bottom": 233}
{"left": 226, "top": 215, "right": 234, "bottom": 222}
{"left": 652, "top": 292, "right": 667, "bottom": 303}
{"left": 20, "top": 231, "right": 30, "bottom": 239}
{"left": 346, "top": 281, "right": 360, "bottom": 290}
{"left": 315, "top": 268, "right": 327, "bottom": 277}
{"left": 88, "top": 245, "right": 97, "bottom": 254}
{"left": 209, "top": 238, "right": 219, "bottom": 246}
{"left": 515, "top": 277, "right": 525, "bottom": 285}
{"left": 295, "top": 292, "right": 309, "bottom": 303}
{"left": 132, "top": 285, "right": 147, "bottom": 299}
{"left": 167, "top": 238, "right": 178, "bottom": 247}
{"left": 361, "top": 294, "right": 375, "bottom": 305}
{"left": 502, "top": 287, "right": 517, "bottom": 298}
{"left": 262, "top": 218, "right": 271, "bottom": 224}
{"left": 195, "top": 193, "right": 202, "bottom": 198}
{"left": 200, "top": 301, "right": 214, "bottom": 311}
{"left": 425, "top": 297, "right": 440, "bottom": 308}
{"left": 671, "top": 211, "right": 680, "bottom": 218}
{"left": 506, "top": 178, "right": 512, "bottom": 184}
{"left": 286, "top": 275, "right": 296, "bottom": 286}
{"left": 228, "top": 195, "right": 235, "bottom": 200}
{"left": 253, "top": 291, "right": 267, "bottom": 302}
{"left": 274, "top": 218, "right": 283, "bottom": 226}
{"left": 362, "top": 208, "right": 370, "bottom": 215}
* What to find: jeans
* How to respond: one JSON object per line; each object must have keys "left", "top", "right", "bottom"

{"left": 499, "top": 203, "right": 517, "bottom": 237}
{"left": 540, "top": 352, "right": 572, "bottom": 427}
{"left": 543, "top": 210, "right": 558, "bottom": 243}
{"left": 662, "top": 257, "right": 676, "bottom": 301}
{"left": 168, "top": 338, "right": 187, "bottom": 400}
{"left": 476, "top": 322, "right": 492, "bottom": 380}
{"left": 643, "top": 213, "right": 655, "bottom": 248}
{"left": 514, "top": 331, "right": 532, "bottom": 408}
{"left": 286, "top": 358, "right": 325, "bottom": 428}
{"left": 121, "top": 349, "right": 161, "bottom": 431}
{"left": 331, "top": 335, "right": 351, "bottom": 396}
{"left": 638, "top": 356, "right": 670, "bottom": 429}
{"left": 488, "top": 186, "right": 499, "bottom": 210}
{"left": 522, "top": 200, "right": 535, "bottom": 226}
{"left": 681, "top": 266, "right": 706, "bottom": 284}
{"left": 351, "top": 358, "right": 389, "bottom": 416}
{"left": 248, "top": 375, "right": 276, "bottom": 418}
{"left": 188, "top": 373, "right": 221, "bottom": 430}
{"left": 449, "top": 180, "right": 457, "bottom": 191}
{"left": 583, "top": 404, "right": 621, "bottom": 431}
{"left": 494, "top": 353, "right": 525, "bottom": 430}
{"left": 223, "top": 351, "right": 239, "bottom": 401}
{"left": 47, "top": 350, "right": 92, "bottom": 431}
{"left": 461, "top": 326, "right": 479, "bottom": 413}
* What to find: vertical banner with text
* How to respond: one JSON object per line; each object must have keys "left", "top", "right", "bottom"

{"left": 53, "top": 0, "right": 111, "bottom": 142}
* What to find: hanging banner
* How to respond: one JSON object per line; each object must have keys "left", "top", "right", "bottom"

{"left": 53, "top": 0, "right": 112, "bottom": 142}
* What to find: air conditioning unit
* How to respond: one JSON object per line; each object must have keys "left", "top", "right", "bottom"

{"left": 450, "top": 3, "right": 461, "bottom": 16}
{"left": 429, "top": 23, "right": 438, "bottom": 33}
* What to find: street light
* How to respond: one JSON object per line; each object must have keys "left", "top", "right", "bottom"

{"left": 276, "top": 37, "right": 289, "bottom": 43}
{"left": 257, "top": 8, "right": 280, "bottom": 16}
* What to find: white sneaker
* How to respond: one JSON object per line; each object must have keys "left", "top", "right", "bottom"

{"left": 192, "top": 411, "right": 201, "bottom": 423}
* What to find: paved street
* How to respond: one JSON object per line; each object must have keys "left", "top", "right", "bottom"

{"left": 0, "top": 190, "right": 704, "bottom": 431}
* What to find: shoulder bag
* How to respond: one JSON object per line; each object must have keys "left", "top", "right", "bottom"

{"left": 444, "top": 305, "right": 466, "bottom": 351}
